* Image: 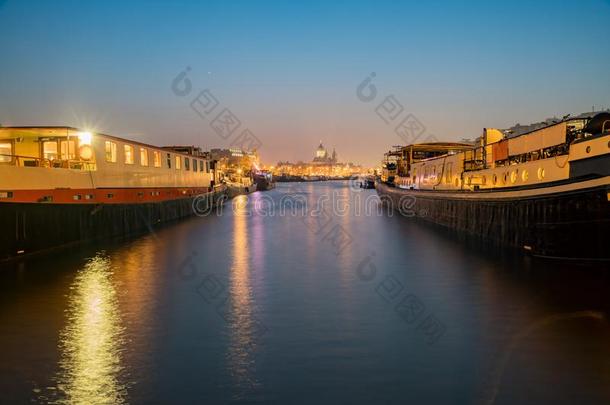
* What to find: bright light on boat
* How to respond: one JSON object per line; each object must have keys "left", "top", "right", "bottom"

{"left": 78, "top": 131, "right": 93, "bottom": 145}
{"left": 79, "top": 145, "right": 93, "bottom": 160}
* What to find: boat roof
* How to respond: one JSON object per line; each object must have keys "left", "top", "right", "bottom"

{"left": 0, "top": 126, "right": 211, "bottom": 160}
{"left": 401, "top": 142, "right": 474, "bottom": 151}
{"left": 502, "top": 111, "right": 608, "bottom": 138}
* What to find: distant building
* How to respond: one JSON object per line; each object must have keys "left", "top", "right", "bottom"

{"left": 210, "top": 148, "right": 258, "bottom": 166}
{"left": 272, "top": 142, "right": 361, "bottom": 177}
{"left": 162, "top": 145, "right": 209, "bottom": 158}
{"left": 210, "top": 147, "right": 259, "bottom": 182}
{"left": 312, "top": 142, "right": 337, "bottom": 164}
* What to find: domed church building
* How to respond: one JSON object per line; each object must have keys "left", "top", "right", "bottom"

{"left": 312, "top": 141, "right": 337, "bottom": 164}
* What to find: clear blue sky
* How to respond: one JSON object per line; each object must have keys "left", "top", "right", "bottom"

{"left": 1, "top": 0, "right": 609, "bottom": 166}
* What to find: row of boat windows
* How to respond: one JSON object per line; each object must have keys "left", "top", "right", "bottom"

{"left": 411, "top": 165, "right": 547, "bottom": 186}
{"left": 464, "top": 168, "right": 546, "bottom": 186}
{"left": 0, "top": 140, "right": 78, "bottom": 162}
{"left": 104, "top": 141, "right": 211, "bottom": 173}
{"left": 12, "top": 189, "right": 212, "bottom": 203}
{"left": 73, "top": 189, "right": 207, "bottom": 200}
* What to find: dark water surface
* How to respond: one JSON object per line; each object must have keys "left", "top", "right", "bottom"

{"left": 1, "top": 182, "right": 610, "bottom": 404}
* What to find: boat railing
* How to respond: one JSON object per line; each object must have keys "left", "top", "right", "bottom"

{"left": 0, "top": 153, "right": 96, "bottom": 170}
{"left": 463, "top": 147, "right": 486, "bottom": 171}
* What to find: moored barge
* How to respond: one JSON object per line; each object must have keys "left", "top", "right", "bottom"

{"left": 0, "top": 127, "right": 226, "bottom": 261}
{"left": 254, "top": 170, "right": 275, "bottom": 191}
{"left": 377, "top": 112, "right": 610, "bottom": 260}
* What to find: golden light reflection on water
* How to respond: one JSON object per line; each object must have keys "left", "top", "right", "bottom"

{"left": 53, "top": 254, "right": 127, "bottom": 404}
{"left": 226, "top": 196, "right": 259, "bottom": 393}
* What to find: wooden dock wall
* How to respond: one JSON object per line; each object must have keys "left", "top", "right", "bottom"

{"left": 377, "top": 182, "right": 610, "bottom": 260}
{"left": 0, "top": 191, "right": 226, "bottom": 261}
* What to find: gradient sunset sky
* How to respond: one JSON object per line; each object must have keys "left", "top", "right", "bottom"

{"left": 1, "top": 0, "right": 609, "bottom": 166}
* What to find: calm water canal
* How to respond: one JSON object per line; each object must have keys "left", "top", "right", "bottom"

{"left": 1, "top": 182, "right": 610, "bottom": 404}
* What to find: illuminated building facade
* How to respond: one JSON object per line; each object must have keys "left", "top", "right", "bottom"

{"left": 210, "top": 148, "right": 260, "bottom": 184}
{"left": 271, "top": 142, "right": 362, "bottom": 177}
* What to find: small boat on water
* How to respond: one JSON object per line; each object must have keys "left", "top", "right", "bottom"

{"left": 359, "top": 175, "right": 375, "bottom": 189}
{"left": 223, "top": 171, "right": 257, "bottom": 198}
{"left": 0, "top": 126, "right": 226, "bottom": 261}
{"left": 254, "top": 170, "right": 275, "bottom": 191}
{"left": 377, "top": 111, "right": 610, "bottom": 261}
{"left": 225, "top": 181, "right": 256, "bottom": 198}
{"left": 302, "top": 175, "right": 321, "bottom": 182}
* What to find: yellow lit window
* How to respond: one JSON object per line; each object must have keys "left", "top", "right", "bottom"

{"left": 105, "top": 141, "right": 117, "bottom": 162}
{"left": 60, "top": 140, "right": 76, "bottom": 160}
{"left": 537, "top": 167, "right": 545, "bottom": 180}
{"left": 153, "top": 151, "right": 161, "bottom": 167}
{"left": 522, "top": 170, "right": 529, "bottom": 182}
{"left": 140, "top": 147, "right": 149, "bottom": 166}
{"left": 124, "top": 144, "right": 134, "bottom": 164}
{"left": 43, "top": 141, "right": 58, "bottom": 160}
{"left": 0, "top": 141, "right": 13, "bottom": 162}
{"left": 175, "top": 155, "right": 181, "bottom": 169}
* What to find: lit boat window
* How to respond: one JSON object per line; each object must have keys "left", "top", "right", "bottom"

{"left": 0, "top": 141, "right": 13, "bottom": 162}
{"left": 60, "top": 139, "right": 76, "bottom": 160}
{"left": 43, "top": 140, "right": 58, "bottom": 160}
{"left": 124, "top": 145, "right": 135, "bottom": 164}
{"left": 140, "top": 147, "right": 149, "bottom": 167}
{"left": 522, "top": 170, "right": 529, "bottom": 182}
{"left": 175, "top": 155, "right": 181, "bottom": 170}
{"left": 105, "top": 141, "right": 117, "bottom": 163}
{"left": 153, "top": 151, "right": 161, "bottom": 167}
{"left": 537, "top": 167, "right": 545, "bottom": 180}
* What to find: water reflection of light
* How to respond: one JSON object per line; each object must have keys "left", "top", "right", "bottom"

{"left": 337, "top": 185, "right": 355, "bottom": 275}
{"left": 116, "top": 238, "right": 158, "bottom": 341}
{"left": 250, "top": 193, "right": 266, "bottom": 272}
{"left": 226, "top": 196, "right": 259, "bottom": 394}
{"left": 54, "top": 254, "right": 127, "bottom": 404}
